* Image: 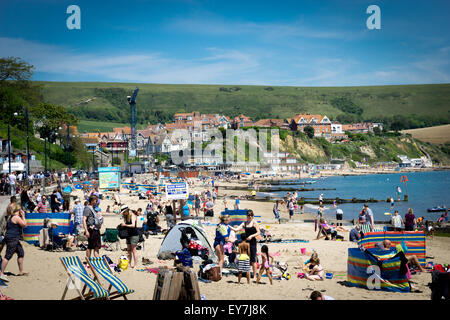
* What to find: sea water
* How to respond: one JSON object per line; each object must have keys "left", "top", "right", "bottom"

{"left": 272, "top": 170, "right": 449, "bottom": 222}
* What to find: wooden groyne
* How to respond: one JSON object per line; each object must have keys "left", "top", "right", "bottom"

{"left": 218, "top": 186, "right": 336, "bottom": 192}
{"left": 217, "top": 194, "right": 409, "bottom": 204}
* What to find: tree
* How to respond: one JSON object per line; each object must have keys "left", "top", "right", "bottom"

{"left": 112, "top": 157, "right": 121, "bottom": 166}
{"left": 304, "top": 126, "right": 315, "bottom": 138}
{"left": 31, "top": 102, "right": 78, "bottom": 140}
{"left": 0, "top": 57, "right": 35, "bottom": 82}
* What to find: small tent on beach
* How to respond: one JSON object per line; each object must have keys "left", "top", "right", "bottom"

{"left": 157, "top": 220, "right": 217, "bottom": 261}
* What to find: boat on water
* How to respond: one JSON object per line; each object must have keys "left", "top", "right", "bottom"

{"left": 305, "top": 180, "right": 316, "bottom": 184}
{"left": 427, "top": 206, "right": 447, "bottom": 213}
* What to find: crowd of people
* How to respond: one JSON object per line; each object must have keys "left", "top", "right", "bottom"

{"left": 0, "top": 171, "right": 448, "bottom": 298}
{"left": 0, "top": 171, "right": 79, "bottom": 196}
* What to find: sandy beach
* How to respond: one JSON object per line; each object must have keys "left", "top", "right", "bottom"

{"left": 1, "top": 176, "right": 449, "bottom": 301}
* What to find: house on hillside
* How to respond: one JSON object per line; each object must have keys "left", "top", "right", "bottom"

{"left": 231, "top": 114, "right": 254, "bottom": 129}
{"left": 146, "top": 133, "right": 184, "bottom": 154}
{"left": 290, "top": 114, "right": 332, "bottom": 139}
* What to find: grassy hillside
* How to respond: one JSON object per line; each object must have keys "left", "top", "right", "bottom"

{"left": 402, "top": 124, "right": 450, "bottom": 144}
{"left": 279, "top": 131, "right": 450, "bottom": 166}
{"left": 77, "top": 120, "right": 147, "bottom": 133}
{"left": 37, "top": 82, "right": 450, "bottom": 132}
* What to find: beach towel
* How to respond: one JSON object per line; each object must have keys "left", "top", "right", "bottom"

{"left": 347, "top": 248, "right": 410, "bottom": 293}
{"left": 358, "top": 231, "right": 426, "bottom": 267}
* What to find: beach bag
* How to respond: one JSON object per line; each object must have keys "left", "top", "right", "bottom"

{"left": 176, "top": 248, "right": 193, "bottom": 267}
{"left": 430, "top": 267, "right": 449, "bottom": 300}
{"left": 117, "top": 225, "right": 129, "bottom": 239}
{"left": 205, "top": 209, "right": 214, "bottom": 217}
{"left": 118, "top": 256, "right": 129, "bottom": 271}
{"left": 206, "top": 266, "right": 222, "bottom": 282}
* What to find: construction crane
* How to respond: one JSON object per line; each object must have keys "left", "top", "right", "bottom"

{"left": 127, "top": 87, "right": 139, "bottom": 158}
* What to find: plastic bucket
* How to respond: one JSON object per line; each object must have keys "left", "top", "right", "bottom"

{"left": 300, "top": 248, "right": 306, "bottom": 255}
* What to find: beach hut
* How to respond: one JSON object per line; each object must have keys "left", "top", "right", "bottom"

{"left": 347, "top": 248, "right": 411, "bottom": 292}
{"left": 358, "top": 231, "right": 426, "bottom": 267}
{"left": 157, "top": 220, "right": 216, "bottom": 262}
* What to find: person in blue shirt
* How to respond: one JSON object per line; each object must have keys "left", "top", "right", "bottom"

{"left": 349, "top": 225, "right": 361, "bottom": 242}
{"left": 234, "top": 196, "right": 240, "bottom": 210}
{"left": 48, "top": 222, "right": 73, "bottom": 251}
{"left": 181, "top": 200, "right": 191, "bottom": 219}
{"left": 214, "top": 215, "right": 234, "bottom": 270}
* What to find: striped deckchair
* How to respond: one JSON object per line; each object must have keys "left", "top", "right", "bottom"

{"left": 60, "top": 256, "right": 110, "bottom": 300}
{"left": 358, "top": 231, "right": 426, "bottom": 266}
{"left": 347, "top": 248, "right": 411, "bottom": 293}
{"left": 86, "top": 257, "right": 134, "bottom": 300}
{"left": 359, "top": 224, "right": 383, "bottom": 234}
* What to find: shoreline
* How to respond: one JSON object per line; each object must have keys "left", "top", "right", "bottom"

{"left": 2, "top": 176, "right": 449, "bottom": 301}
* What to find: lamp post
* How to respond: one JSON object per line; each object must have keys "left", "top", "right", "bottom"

{"left": 67, "top": 124, "right": 71, "bottom": 173}
{"left": 25, "top": 107, "right": 30, "bottom": 176}
{"left": 7, "top": 123, "right": 11, "bottom": 174}
{"left": 92, "top": 148, "right": 95, "bottom": 172}
{"left": 44, "top": 137, "right": 47, "bottom": 172}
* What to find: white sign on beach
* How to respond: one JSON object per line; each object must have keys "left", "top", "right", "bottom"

{"left": 165, "top": 182, "right": 189, "bottom": 200}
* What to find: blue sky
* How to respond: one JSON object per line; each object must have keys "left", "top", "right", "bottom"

{"left": 0, "top": 0, "right": 449, "bottom": 86}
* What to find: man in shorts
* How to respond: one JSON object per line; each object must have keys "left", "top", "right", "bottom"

{"left": 71, "top": 198, "right": 85, "bottom": 246}
{"left": 288, "top": 200, "right": 294, "bottom": 220}
{"left": 82, "top": 195, "right": 103, "bottom": 258}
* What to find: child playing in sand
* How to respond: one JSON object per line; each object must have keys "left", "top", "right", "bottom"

{"left": 303, "top": 252, "right": 325, "bottom": 281}
{"left": 237, "top": 235, "right": 251, "bottom": 284}
{"left": 256, "top": 245, "right": 273, "bottom": 285}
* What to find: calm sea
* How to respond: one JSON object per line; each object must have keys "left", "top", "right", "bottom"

{"left": 271, "top": 170, "right": 449, "bottom": 222}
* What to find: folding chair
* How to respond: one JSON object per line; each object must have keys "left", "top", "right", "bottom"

{"left": 60, "top": 256, "right": 110, "bottom": 300}
{"left": 137, "top": 228, "right": 146, "bottom": 250}
{"left": 86, "top": 257, "right": 134, "bottom": 300}
{"left": 316, "top": 224, "right": 329, "bottom": 240}
{"left": 102, "top": 228, "right": 119, "bottom": 251}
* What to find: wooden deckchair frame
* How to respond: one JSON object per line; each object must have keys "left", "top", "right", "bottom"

{"left": 85, "top": 256, "right": 133, "bottom": 300}
{"left": 316, "top": 223, "right": 330, "bottom": 240}
{"left": 60, "top": 257, "right": 109, "bottom": 300}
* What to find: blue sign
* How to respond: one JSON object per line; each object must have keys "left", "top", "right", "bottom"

{"left": 98, "top": 166, "right": 120, "bottom": 173}
{"left": 165, "top": 183, "right": 189, "bottom": 200}
{"left": 75, "top": 184, "right": 82, "bottom": 189}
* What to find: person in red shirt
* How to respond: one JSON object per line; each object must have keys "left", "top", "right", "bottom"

{"left": 35, "top": 196, "right": 48, "bottom": 213}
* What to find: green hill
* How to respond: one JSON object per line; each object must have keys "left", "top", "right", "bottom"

{"left": 36, "top": 82, "right": 450, "bottom": 132}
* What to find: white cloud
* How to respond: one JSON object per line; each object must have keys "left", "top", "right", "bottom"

{"left": 0, "top": 37, "right": 260, "bottom": 84}
{"left": 0, "top": 36, "right": 449, "bottom": 86}
{"left": 167, "top": 16, "right": 360, "bottom": 41}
